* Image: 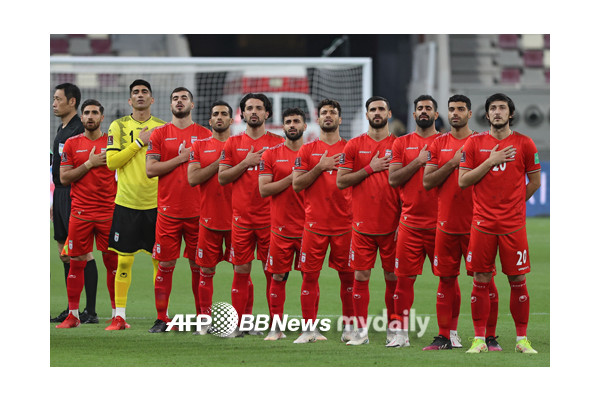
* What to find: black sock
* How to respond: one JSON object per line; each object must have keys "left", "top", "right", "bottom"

{"left": 84, "top": 259, "right": 98, "bottom": 314}
{"left": 63, "top": 261, "right": 70, "bottom": 310}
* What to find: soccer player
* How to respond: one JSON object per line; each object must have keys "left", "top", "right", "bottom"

{"left": 336, "top": 96, "right": 400, "bottom": 346}
{"left": 51, "top": 83, "right": 99, "bottom": 324}
{"left": 386, "top": 94, "right": 440, "bottom": 348}
{"left": 258, "top": 107, "right": 306, "bottom": 341}
{"left": 218, "top": 93, "right": 284, "bottom": 335}
{"left": 146, "top": 87, "right": 212, "bottom": 333}
{"left": 292, "top": 99, "right": 354, "bottom": 344}
{"left": 55, "top": 99, "right": 118, "bottom": 328}
{"left": 187, "top": 100, "right": 234, "bottom": 334}
{"left": 421, "top": 94, "right": 500, "bottom": 350}
{"left": 459, "top": 93, "right": 541, "bottom": 354}
{"left": 105, "top": 79, "right": 166, "bottom": 330}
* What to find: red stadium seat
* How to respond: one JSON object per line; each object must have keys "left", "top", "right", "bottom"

{"left": 50, "top": 38, "right": 69, "bottom": 54}
{"left": 523, "top": 50, "right": 544, "bottom": 67}
{"left": 501, "top": 68, "right": 521, "bottom": 84}
{"left": 91, "top": 39, "right": 112, "bottom": 55}
{"left": 498, "top": 34, "right": 519, "bottom": 49}
{"left": 544, "top": 34, "right": 550, "bottom": 49}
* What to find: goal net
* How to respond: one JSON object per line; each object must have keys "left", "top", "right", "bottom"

{"left": 50, "top": 57, "right": 372, "bottom": 145}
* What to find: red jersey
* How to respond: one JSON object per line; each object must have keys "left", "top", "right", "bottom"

{"left": 391, "top": 132, "right": 440, "bottom": 230}
{"left": 339, "top": 133, "right": 400, "bottom": 235}
{"left": 460, "top": 131, "right": 541, "bottom": 235}
{"left": 60, "top": 133, "right": 116, "bottom": 220}
{"left": 220, "top": 131, "right": 284, "bottom": 229}
{"left": 259, "top": 142, "right": 305, "bottom": 238}
{"left": 146, "top": 123, "right": 211, "bottom": 219}
{"left": 190, "top": 137, "right": 232, "bottom": 231}
{"left": 295, "top": 138, "right": 352, "bottom": 236}
{"left": 427, "top": 132, "right": 473, "bottom": 234}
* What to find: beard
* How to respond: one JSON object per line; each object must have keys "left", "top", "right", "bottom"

{"left": 284, "top": 129, "right": 304, "bottom": 141}
{"left": 449, "top": 119, "right": 468, "bottom": 129}
{"left": 491, "top": 119, "right": 510, "bottom": 130}
{"left": 246, "top": 119, "right": 264, "bottom": 128}
{"left": 85, "top": 120, "right": 101, "bottom": 131}
{"left": 415, "top": 117, "right": 435, "bottom": 129}
{"left": 368, "top": 118, "right": 388, "bottom": 129}
{"left": 172, "top": 106, "right": 191, "bottom": 119}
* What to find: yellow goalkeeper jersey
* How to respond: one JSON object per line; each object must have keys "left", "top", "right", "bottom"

{"left": 106, "top": 114, "right": 166, "bottom": 210}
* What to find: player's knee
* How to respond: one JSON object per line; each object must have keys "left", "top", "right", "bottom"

{"left": 234, "top": 263, "right": 251, "bottom": 274}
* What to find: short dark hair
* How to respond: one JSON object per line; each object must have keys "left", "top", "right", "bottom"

{"left": 81, "top": 99, "right": 104, "bottom": 114}
{"left": 448, "top": 94, "right": 471, "bottom": 110}
{"left": 414, "top": 94, "right": 438, "bottom": 111}
{"left": 485, "top": 93, "right": 515, "bottom": 116}
{"left": 365, "top": 96, "right": 390, "bottom": 111}
{"left": 210, "top": 100, "right": 233, "bottom": 118}
{"left": 240, "top": 93, "right": 272, "bottom": 120}
{"left": 170, "top": 87, "right": 193, "bottom": 101}
{"left": 55, "top": 82, "right": 82, "bottom": 109}
{"left": 282, "top": 107, "right": 306, "bottom": 123}
{"left": 130, "top": 79, "right": 152, "bottom": 95}
{"left": 317, "top": 99, "right": 342, "bottom": 117}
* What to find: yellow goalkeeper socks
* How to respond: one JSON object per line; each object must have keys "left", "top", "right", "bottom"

{"left": 114, "top": 255, "right": 135, "bottom": 308}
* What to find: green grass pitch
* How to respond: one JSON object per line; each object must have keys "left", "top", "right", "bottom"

{"left": 50, "top": 217, "right": 549, "bottom": 367}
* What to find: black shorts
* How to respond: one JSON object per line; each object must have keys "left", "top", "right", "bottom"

{"left": 52, "top": 186, "right": 72, "bottom": 242}
{"left": 108, "top": 204, "right": 157, "bottom": 255}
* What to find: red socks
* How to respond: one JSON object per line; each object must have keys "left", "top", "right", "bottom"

{"left": 436, "top": 276, "right": 457, "bottom": 339}
{"left": 67, "top": 259, "right": 87, "bottom": 311}
{"left": 394, "top": 277, "right": 416, "bottom": 330}
{"left": 269, "top": 278, "right": 287, "bottom": 319}
{"left": 385, "top": 278, "right": 396, "bottom": 326}
{"left": 352, "top": 279, "right": 370, "bottom": 328}
{"left": 190, "top": 265, "right": 201, "bottom": 315}
{"left": 338, "top": 271, "right": 354, "bottom": 325}
{"left": 470, "top": 280, "right": 490, "bottom": 337}
{"left": 487, "top": 278, "right": 499, "bottom": 337}
{"left": 510, "top": 279, "right": 529, "bottom": 337}
{"left": 198, "top": 269, "right": 215, "bottom": 316}
{"left": 300, "top": 271, "right": 320, "bottom": 322}
{"left": 154, "top": 263, "right": 175, "bottom": 321}
{"left": 231, "top": 271, "right": 250, "bottom": 323}
{"left": 102, "top": 252, "right": 118, "bottom": 309}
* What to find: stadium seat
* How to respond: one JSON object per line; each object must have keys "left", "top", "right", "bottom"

{"left": 544, "top": 69, "right": 550, "bottom": 83}
{"left": 521, "top": 68, "right": 546, "bottom": 85}
{"left": 91, "top": 39, "right": 112, "bottom": 55}
{"left": 500, "top": 68, "right": 521, "bottom": 84}
{"left": 494, "top": 49, "right": 523, "bottom": 67}
{"left": 523, "top": 50, "right": 544, "bottom": 67}
{"left": 543, "top": 50, "right": 550, "bottom": 68}
{"left": 521, "top": 34, "right": 544, "bottom": 50}
{"left": 544, "top": 34, "right": 550, "bottom": 49}
{"left": 50, "top": 38, "right": 69, "bottom": 55}
{"left": 69, "top": 37, "right": 92, "bottom": 55}
{"left": 498, "top": 34, "right": 519, "bottom": 49}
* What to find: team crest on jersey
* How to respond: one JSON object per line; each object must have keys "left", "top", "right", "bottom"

{"left": 220, "top": 150, "right": 225, "bottom": 160}
{"left": 294, "top": 157, "right": 301, "bottom": 168}
{"left": 426, "top": 151, "right": 432, "bottom": 161}
{"left": 156, "top": 244, "right": 161, "bottom": 254}
{"left": 114, "top": 232, "right": 119, "bottom": 242}
{"left": 198, "top": 248, "right": 203, "bottom": 259}
{"left": 190, "top": 151, "right": 194, "bottom": 161}
{"left": 148, "top": 140, "right": 153, "bottom": 150}
{"left": 69, "top": 240, "right": 73, "bottom": 250}
{"left": 461, "top": 152, "right": 466, "bottom": 163}
{"left": 339, "top": 153, "right": 346, "bottom": 164}
{"left": 191, "top": 136, "right": 197, "bottom": 143}
{"left": 107, "top": 135, "right": 113, "bottom": 146}
{"left": 433, "top": 256, "right": 438, "bottom": 267}
{"left": 467, "top": 251, "right": 472, "bottom": 262}
{"left": 61, "top": 152, "right": 68, "bottom": 162}
{"left": 385, "top": 149, "right": 392, "bottom": 158}
{"left": 259, "top": 159, "right": 265, "bottom": 171}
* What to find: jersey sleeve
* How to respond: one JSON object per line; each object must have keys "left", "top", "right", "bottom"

{"left": 60, "top": 138, "right": 74, "bottom": 168}
{"left": 259, "top": 148, "right": 274, "bottom": 177}
{"left": 427, "top": 136, "right": 440, "bottom": 167}
{"left": 219, "top": 137, "right": 234, "bottom": 168}
{"left": 338, "top": 140, "right": 355, "bottom": 171}
{"left": 190, "top": 140, "right": 201, "bottom": 164}
{"left": 459, "top": 136, "right": 475, "bottom": 171}
{"left": 391, "top": 136, "right": 404, "bottom": 166}
{"left": 106, "top": 120, "right": 146, "bottom": 171}
{"left": 523, "top": 137, "right": 541, "bottom": 174}
{"left": 146, "top": 127, "right": 162, "bottom": 158}
{"left": 294, "top": 143, "right": 310, "bottom": 172}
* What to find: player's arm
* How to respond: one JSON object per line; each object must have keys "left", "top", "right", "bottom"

{"left": 188, "top": 158, "right": 220, "bottom": 187}
{"left": 389, "top": 145, "right": 428, "bottom": 188}
{"left": 218, "top": 146, "right": 265, "bottom": 186}
{"left": 337, "top": 151, "right": 390, "bottom": 190}
{"left": 146, "top": 140, "right": 191, "bottom": 179}
{"left": 423, "top": 146, "right": 463, "bottom": 190}
{"left": 458, "top": 144, "right": 516, "bottom": 189}
{"left": 293, "top": 150, "right": 340, "bottom": 192}
{"left": 60, "top": 146, "right": 106, "bottom": 185}
{"left": 259, "top": 173, "right": 292, "bottom": 198}
{"left": 107, "top": 126, "right": 154, "bottom": 171}
{"left": 525, "top": 171, "right": 541, "bottom": 200}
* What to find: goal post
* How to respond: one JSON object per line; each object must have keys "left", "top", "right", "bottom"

{"left": 50, "top": 56, "right": 372, "bottom": 145}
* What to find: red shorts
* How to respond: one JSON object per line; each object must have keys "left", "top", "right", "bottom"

{"left": 195, "top": 224, "right": 231, "bottom": 268}
{"left": 466, "top": 226, "right": 531, "bottom": 276}
{"left": 67, "top": 215, "right": 112, "bottom": 257}
{"left": 266, "top": 232, "right": 302, "bottom": 274}
{"left": 350, "top": 230, "right": 396, "bottom": 273}
{"left": 432, "top": 229, "right": 470, "bottom": 277}
{"left": 298, "top": 230, "right": 353, "bottom": 273}
{"left": 229, "top": 224, "right": 270, "bottom": 265}
{"left": 394, "top": 223, "right": 436, "bottom": 277}
{"left": 152, "top": 213, "right": 199, "bottom": 262}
